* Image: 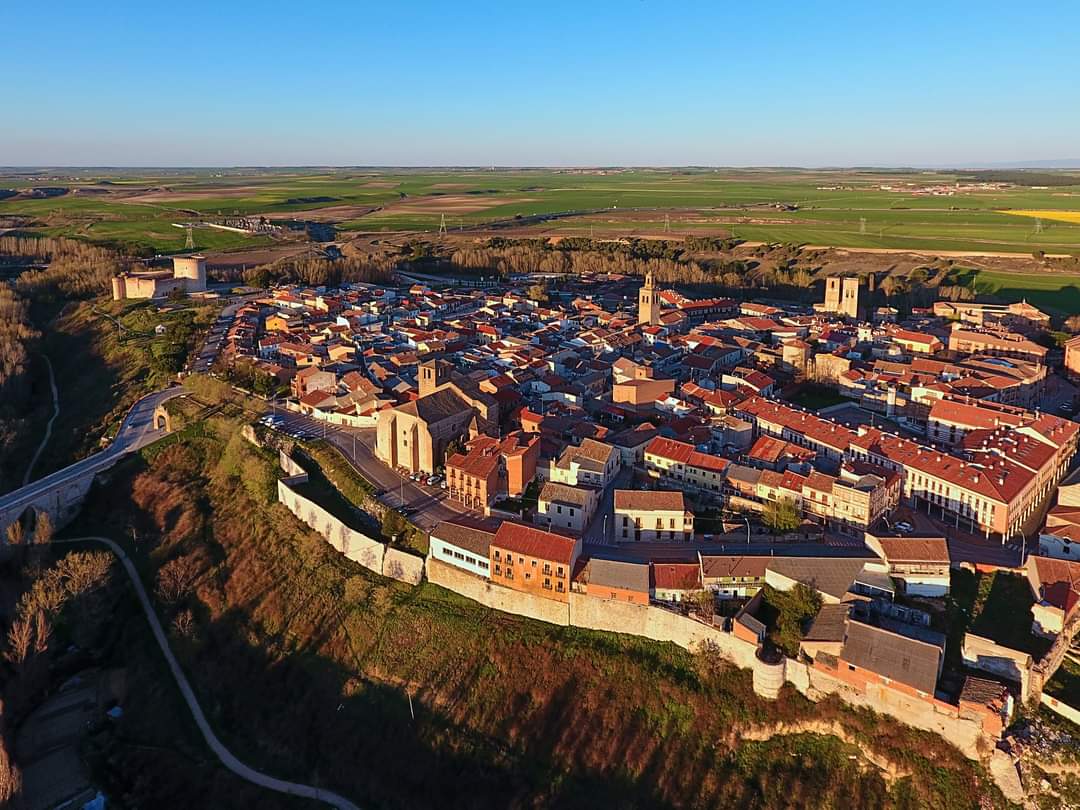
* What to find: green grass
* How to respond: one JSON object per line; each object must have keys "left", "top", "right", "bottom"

{"left": 788, "top": 384, "right": 849, "bottom": 411}
{"left": 967, "top": 268, "right": 1080, "bottom": 314}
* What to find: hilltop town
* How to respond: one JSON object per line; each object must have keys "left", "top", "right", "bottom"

{"left": 142, "top": 259, "right": 1079, "bottom": 789}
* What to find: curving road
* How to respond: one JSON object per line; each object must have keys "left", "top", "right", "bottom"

{"left": 57, "top": 536, "right": 360, "bottom": 810}
{"left": 0, "top": 386, "right": 189, "bottom": 516}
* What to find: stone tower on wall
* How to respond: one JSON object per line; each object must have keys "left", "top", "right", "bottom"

{"left": 638, "top": 271, "right": 661, "bottom": 326}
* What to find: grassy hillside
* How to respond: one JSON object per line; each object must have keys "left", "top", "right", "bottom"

{"left": 68, "top": 417, "right": 1007, "bottom": 809}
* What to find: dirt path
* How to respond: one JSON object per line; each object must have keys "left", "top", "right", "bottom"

{"left": 23, "top": 355, "right": 58, "bottom": 486}
{"left": 56, "top": 536, "right": 361, "bottom": 810}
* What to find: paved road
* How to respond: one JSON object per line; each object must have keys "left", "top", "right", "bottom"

{"left": 267, "top": 409, "right": 473, "bottom": 530}
{"left": 58, "top": 536, "right": 359, "bottom": 810}
{"left": 0, "top": 387, "right": 189, "bottom": 511}
{"left": 23, "top": 354, "right": 59, "bottom": 485}
{"left": 192, "top": 299, "right": 245, "bottom": 374}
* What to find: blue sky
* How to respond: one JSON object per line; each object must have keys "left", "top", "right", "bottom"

{"left": 6, "top": 1, "right": 1080, "bottom": 167}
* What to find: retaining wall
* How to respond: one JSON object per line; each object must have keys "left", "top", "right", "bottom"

{"left": 426, "top": 559, "right": 570, "bottom": 625}
{"left": 383, "top": 547, "right": 425, "bottom": 585}
{"left": 278, "top": 476, "right": 385, "bottom": 573}
{"left": 1041, "top": 692, "right": 1080, "bottom": 726}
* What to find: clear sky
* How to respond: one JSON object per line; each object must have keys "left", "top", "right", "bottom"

{"left": 7, "top": 0, "right": 1080, "bottom": 167}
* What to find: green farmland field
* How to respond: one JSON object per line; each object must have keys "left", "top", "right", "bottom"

{"left": 4, "top": 167, "right": 1080, "bottom": 256}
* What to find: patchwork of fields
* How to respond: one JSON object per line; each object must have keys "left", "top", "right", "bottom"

{"left": 4, "top": 168, "right": 1080, "bottom": 256}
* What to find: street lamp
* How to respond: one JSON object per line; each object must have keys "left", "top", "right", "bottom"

{"left": 744, "top": 516, "right": 751, "bottom": 544}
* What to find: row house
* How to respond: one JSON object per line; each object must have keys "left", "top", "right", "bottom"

{"left": 613, "top": 489, "right": 694, "bottom": 542}
{"left": 643, "top": 436, "right": 729, "bottom": 496}
{"left": 489, "top": 523, "right": 581, "bottom": 603}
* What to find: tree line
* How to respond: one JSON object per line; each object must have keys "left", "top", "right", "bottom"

{"left": 0, "top": 235, "right": 130, "bottom": 300}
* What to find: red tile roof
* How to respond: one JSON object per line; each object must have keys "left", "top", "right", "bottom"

{"left": 493, "top": 522, "right": 578, "bottom": 565}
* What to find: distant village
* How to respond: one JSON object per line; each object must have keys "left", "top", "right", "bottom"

{"left": 199, "top": 261, "right": 1080, "bottom": 763}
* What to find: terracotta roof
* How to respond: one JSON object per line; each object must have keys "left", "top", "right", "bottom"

{"left": 644, "top": 436, "right": 729, "bottom": 474}
{"left": 651, "top": 562, "right": 702, "bottom": 591}
{"left": 875, "top": 537, "right": 950, "bottom": 564}
{"left": 613, "top": 489, "right": 686, "bottom": 512}
{"left": 1029, "top": 555, "right": 1080, "bottom": 617}
{"left": 493, "top": 522, "right": 578, "bottom": 565}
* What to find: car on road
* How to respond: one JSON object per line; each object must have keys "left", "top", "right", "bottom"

{"left": 426, "top": 474, "right": 442, "bottom": 486}
{"left": 894, "top": 521, "right": 914, "bottom": 534}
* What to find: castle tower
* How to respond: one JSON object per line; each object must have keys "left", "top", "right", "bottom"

{"left": 172, "top": 255, "right": 207, "bottom": 292}
{"left": 638, "top": 271, "right": 660, "bottom": 326}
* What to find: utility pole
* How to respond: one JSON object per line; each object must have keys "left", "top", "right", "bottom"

{"left": 438, "top": 213, "right": 448, "bottom": 237}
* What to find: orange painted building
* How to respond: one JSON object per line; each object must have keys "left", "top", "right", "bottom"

{"left": 446, "top": 431, "right": 539, "bottom": 509}
{"left": 489, "top": 523, "right": 581, "bottom": 602}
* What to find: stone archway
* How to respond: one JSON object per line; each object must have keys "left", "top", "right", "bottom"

{"left": 153, "top": 405, "right": 172, "bottom": 432}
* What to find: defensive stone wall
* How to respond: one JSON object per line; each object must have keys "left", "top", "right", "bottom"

{"left": 426, "top": 559, "right": 570, "bottom": 626}
{"left": 383, "top": 547, "right": 425, "bottom": 585}
{"left": 275, "top": 456, "right": 425, "bottom": 585}
{"left": 278, "top": 476, "right": 385, "bottom": 573}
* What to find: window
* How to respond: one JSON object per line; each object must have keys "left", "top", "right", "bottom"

{"left": 494, "top": 550, "right": 501, "bottom": 561}
{"left": 569, "top": 508, "right": 575, "bottom": 516}
{"left": 494, "top": 564, "right": 501, "bottom": 575}
{"left": 441, "top": 547, "right": 453, "bottom": 558}
{"left": 556, "top": 582, "right": 565, "bottom": 592}
{"left": 557, "top": 567, "right": 564, "bottom": 577}
{"left": 557, "top": 505, "right": 563, "bottom": 514}
{"left": 506, "top": 569, "right": 513, "bottom": 580}
{"left": 531, "top": 559, "right": 536, "bottom": 567}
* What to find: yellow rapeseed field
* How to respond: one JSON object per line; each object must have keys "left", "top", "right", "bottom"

{"left": 1004, "top": 209, "right": 1080, "bottom": 224}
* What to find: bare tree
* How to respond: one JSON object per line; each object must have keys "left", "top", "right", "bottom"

{"left": 4, "top": 617, "right": 33, "bottom": 669}
{"left": 156, "top": 553, "right": 200, "bottom": 604}
{"left": 32, "top": 511, "right": 53, "bottom": 545}
{"left": 57, "top": 551, "right": 113, "bottom": 597}
{"left": 32, "top": 609, "right": 51, "bottom": 655}
{"left": 5, "top": 520, "right": 24, "bottom": 546}
{"left": 171, "top": 609, "right": 195, "bottom": 640}
{"left": 0, "top": 734, "right": 22, "bottom": 807}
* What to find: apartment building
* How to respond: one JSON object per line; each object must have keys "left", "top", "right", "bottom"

{"left": 489, "top": 523, "right": 582, "bottom": 603}
{"left": 948, "top": 325, "right": 1047, "bottom": 364}
{"left": 849, "top": 416, "right": 1078, "bottom": 539}
{"left": 613, "top": 490, "right": 694, "bottom": 542}
{"left": 736, "top": 396, "right": 857, "bottom": 466}
{"left": 446, "top": 432, "right": 540, "bottom": 508}
{"left": 643, "top": 436, "right": 729, "bottom": 496}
